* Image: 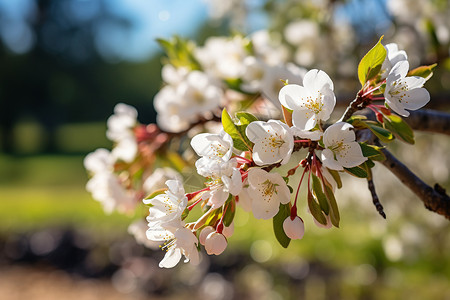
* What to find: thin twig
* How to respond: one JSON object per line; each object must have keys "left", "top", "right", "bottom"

{"left": 367, "top": 178, "right": 386, "bottom": 219}
{"left": 379, "top": 148, "right": 450, "bottom": 220}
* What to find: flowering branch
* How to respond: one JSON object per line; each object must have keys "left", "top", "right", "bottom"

{"left": 380, "top": 148, "right": 450, "bottom": 219}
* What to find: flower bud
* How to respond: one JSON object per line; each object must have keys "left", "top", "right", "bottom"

{"left": 205, "top": 232, "right": 227, "bottom": 255}
{"left": 199, "top": 226, "right": 215, "bottom": 245}
{"left": 283, "top": 216, "right": 305, "bottom": 240}
{"left": 222, "top": 222, "right": 234, "bottom": 238}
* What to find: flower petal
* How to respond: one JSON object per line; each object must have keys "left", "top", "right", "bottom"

{"left": 292, "top": 108, "right": 317, "bottom": 131}
{"left": 303, "top": 69, "right": 334, "bottom": 92}
{"left": 401, "top": 88, "right": 430, "bottom": 110}
{"left": 321, "top": 149, "right": 343, "bottom": 171}
{"left": 336, "top": 142, "right": 367, "bottom": 168}
{"left": 278, "top": 84, "right": 306, "bottom": 110}
{"left": 159, "top": 247, "right": 182, "bottom": 268}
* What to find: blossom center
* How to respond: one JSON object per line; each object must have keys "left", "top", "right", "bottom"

{"left": 304, "top": 91, "right": 324, "bottom": 114}
{"left": 259, "top": 179, "right": 279, "bottom": 199}
{"left": 389, "top": 80, "right": 410, "bottom": 103}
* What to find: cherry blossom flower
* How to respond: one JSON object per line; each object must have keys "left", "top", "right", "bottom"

{"left": 384, "top": 61, "right": 430, "bottom": 117}
{"left": 283, "top": 216, "right": 305, "bottom": 240}
{"left": 246, "top": 120, "right": 294, "bottom": 166}
{"left": 205, "top": 232, "right": 228, "bottom": 255}
{"left": 321, "top": 122, "right": 367, "bottom": 171}
{"left": 106, "top": 103, "right": 138, "bottom": 163}
{"left": 381, "top": 43, "right": 408, "bottom": 79}
{"left": 84, "top": 148, "right": 135, "bottom": 214}
{"left": 143, "top": 179, "right": 187, "bottom": 228}
{"left": 279, "top": 69, "right": 336, "bottom": 131}
{"left": 191, "top": 131, "right": 234, "bottom": 162}
{"left": 150, "top": 226, "right": 199, "bottom": 268}
{"left": 202, "top": 167, "right": 242, "bottom": 209}
{"left": 247, "top": 168, "right": 291, "bottom": 219}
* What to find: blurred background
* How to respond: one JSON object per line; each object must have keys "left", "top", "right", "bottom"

{"left": 0, "top": 0, "right": 450, "bottom": 299}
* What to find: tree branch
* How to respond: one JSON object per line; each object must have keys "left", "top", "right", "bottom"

{"left": 379, "top": 148, "right": 450, "bottom": 220}
{"left": 367, "top": 178, "right": 386, "bottom": 219}
{"left": 405, "top": 109, "right": 450, "bottom": 135}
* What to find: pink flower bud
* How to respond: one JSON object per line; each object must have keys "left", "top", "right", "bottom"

{"left": 199, "top": 226, "right": 215, "bottom": 245}
{"left": 282, "top": 216, "right": 305, "bottom": 240}
{"left": 222, "top": 222, "right": 234, "bottom": 238}
{"left": 205, "top": 232, "right": 227, "bottom": 255}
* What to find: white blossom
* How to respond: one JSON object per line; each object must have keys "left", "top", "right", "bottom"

{"left": 106, "top": 103, "right": 138, "bottom": 163}
{"left": 381, "top": 43, "right": 408, "bottom": 79}
{"left": 154, "top": 71, "right": 223, "bottom": 132}
{"left": 202, "top": 167, "right": 242, "bottom": 209}
{"left": 283, "top": 216, "right": 305, "bottom": 240}
{"left": 246, "top": 120, "right": 294, "bottom": 166}
{"left": 260, "top": 63, "right": 306, "bottom": 109}
{"left": 279, "top": 69, "right": 336, "bottom": 131}
{"left": 321, "top": 122, "right": 367, "bottom": 171}
{"left": 153, "top": 226, "right": 199, "bottom": 268}
{"left": 205, "top": 232, "right": 227, "bottom": 255}
{"left": 247, "top": 168, "right": 291, "bottom": 219}
{"left": 384, "top": 61, "right": 430, "bottom": 117}
{"left": 84, "top": 148, "right": 135, "bottom": 214}
{"left": 191, "top": 131, "right": 234, "bottom": 162}
{"left": 143, "top": 179, "right": 187, "bottom": 228}
{"left": 128, "top": 219, "right": 160, "bottom": 249}
{"left": 222, "top": 222, "right": 234, "bottom": 238}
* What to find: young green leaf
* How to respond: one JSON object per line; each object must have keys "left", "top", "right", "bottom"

{"left": 308, "top": 191, "right": 327, "bottom": 225}
{"left": 383, "top": 114, "right": 415, "bottom": 144}
{"left": 312, "top": 174, "right": 329, "bottom": 214}
{"left": 327, "top": 168, "right": 343, "bottom": 189}
{"left": 344, "top": 166, "right": 368, "bottom": 178}
{"left": 407, "top": 63, "right": 437, "bottom": 81}
{"left": 358, "top": 36, "right": 387, "bottom": 86}
{"left": 365, "top": 121, "right": 395, "bottom": 142}
{"left": 324, "top": 185, "right": 340, "bottom": 227}
{"left": 273, "top": 203, "right": 291, "bottom": 248}
{"left": 144, "top": 188, "right": 167, "bottom": 201}
{"left": 236, "top": 112, "right": 258, "bottom": 125}
{"left": 223, "top": 195, "right": 236, "bottom": 227}
{"left": 359, "top": 142, "right": 386, "bottom": 161}
{"left": 221, "top": 108, "right": 253, "bottom": 151}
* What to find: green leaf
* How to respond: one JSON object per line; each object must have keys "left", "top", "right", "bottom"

{"left": 223, "top": 195, "right": 235, "bottom": 227}
{"left": 359, "top": 143, "right": 386, "bottom": 161}
{"left": 273, "top": 203, "right": 291, "bottom": 248}
{"left": 205, "top": 208, "right": 221, "bottom": 227}
{"left": 308, "top": 191, "right": 327, "bottom": 225}
{"left": 181, "top": 208, "right": 190, "bottom": 220}
{"left": 144, "top": 188, "right": 167, "bottom": 201}
{"left": 327, "top": 168, "right": 343, "bottom": 189}
{"left": 358, "top": 36, "right": 387, "bottom": 86}
{"left": 344, "top": 165, "right": 368, "bottom": 178}
{"left": 312, "top": 174, "right": 329, "bottom": 214}
{"left": 221, "top": 108, "right": 253, "bottom": 151}
{"left": 324, "top": 185, "right": 340, "bottom": 227}
{"left": 407, "top": 63, "right": 437, "bottom": 81}
{"left": 235, "top": 112, "right": 258, "bottom": 125}
{"left": 383, "top": 114, "right": 415, "bottom": 144}
{"left": 365, "top": 121, "right": 395, "bottom": 142}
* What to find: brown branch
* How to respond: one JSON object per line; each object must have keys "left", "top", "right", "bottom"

{"left": 379, "top": 148, "right": 450, "bottom": 220}
{"left": 405, "top": 109, "right": 450, "bottom": 135}
{"left": 367, "top": 178, "right": 386, "bottom": 219}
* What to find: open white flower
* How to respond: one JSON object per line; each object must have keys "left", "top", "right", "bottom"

{"left": 143, "top": 168, "right": 183, "bottom": 194}
{"left": 384, "top": 61, "right": 430, "bottom": 117}
{"left": 149, "top": 226, "right": 199, "bottom": 268}
{"left": 321, "top": 122, "right": 367, "bottom": 171}
{"left": 279, "top": 69, "right": 335, "bottom": 131}
{"left": 106, "top": 103, "right": 138, "bottom": 163}
{"left": 381, "top": 43, "right": 408, "bottom": 79}
{"left": 202, "top": 167, "right": 242, "bottom": 209}
{"left": 283, "top": 216, "right": 305, "bottom": 240}
{"left": 247, "top": 168, "right": 291, "bottom": 219}
{"left": 191, "top": 131, "right": 233, "bottom": 162}
{"left": 246, "top": 120, "right": 294, "bottom": 166}
{"left": 143, "top": 179, "right": 187, "bottom": 228}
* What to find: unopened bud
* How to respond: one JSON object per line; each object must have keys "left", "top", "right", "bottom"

{"left": 199, "top": 226, "right": 215, "bottom": 245}
{"left": 283, "top": 216, "right": 305, "bottom": 240}
{"left": 376, "top": 113, "right": 384, "bottom": 123}
{"left": 222, "top": 222, "right": 234, "bottom": 238}
{"left": 205, "top": 232, "right": 227, "bottom": 255}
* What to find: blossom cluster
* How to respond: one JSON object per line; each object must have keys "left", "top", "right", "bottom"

{"left": 85, "top": 35, "right": 434, "bottom": 268}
